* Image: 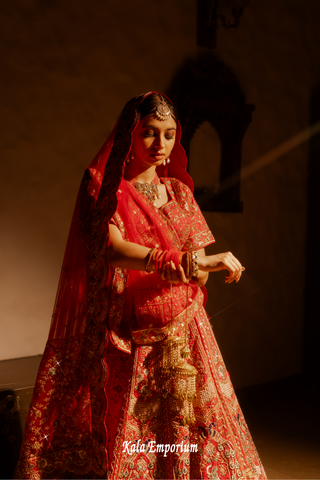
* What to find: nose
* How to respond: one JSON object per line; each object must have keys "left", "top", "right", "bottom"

{"left": 155, "top": 134, "right": 165, "bottom": 150}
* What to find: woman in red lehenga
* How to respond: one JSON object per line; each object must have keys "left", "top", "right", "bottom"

{"left": 14, "top": 92, "right": 267, "bottom": 480}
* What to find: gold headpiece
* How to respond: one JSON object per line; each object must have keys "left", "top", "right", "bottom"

{"left": 155, "top": 102, "right": 172, "bottom": 121}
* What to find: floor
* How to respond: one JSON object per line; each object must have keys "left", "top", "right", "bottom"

{"left": 238, "top": 376, "right": 320, "bottom": 479}
{"left": 0, "top": 357, "right": 319, "bottom": 479}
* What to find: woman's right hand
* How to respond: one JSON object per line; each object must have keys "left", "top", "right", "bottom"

{"left": 160, "top": 261, "right": 189, "bottom": 284}
{"left": 198, "top": 252, "right": 245, "bottom": 284}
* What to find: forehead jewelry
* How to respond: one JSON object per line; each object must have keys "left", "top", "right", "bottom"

{"left": 155, "top": 102, "right": 172, "bottom": 121}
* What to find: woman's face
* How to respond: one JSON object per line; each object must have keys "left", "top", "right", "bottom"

{"left": 131, "top": 113, "right": 177, "bottom": 169}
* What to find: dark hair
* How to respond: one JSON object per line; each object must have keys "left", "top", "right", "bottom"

{"left": 138, "top": 93, "right": 178, "bottom": 123}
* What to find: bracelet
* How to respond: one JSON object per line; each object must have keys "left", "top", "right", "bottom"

{"left": 155, "top": 249, "right": 163, "bottom": 272}
{"left": 145, "top": 248, "right": 158, "bottom": 273}
{"left": 145, "top": 248, "right": 194, "bottom": 275}
{"left": 191, "top": 251, "right": 199, "bottom": 277}
{"left": 185, "top": 251, "right": 190, "bottom": 279}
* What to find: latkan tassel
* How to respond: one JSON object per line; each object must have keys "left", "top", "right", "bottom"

{"left": 172, "top": 360, "right": 198, "bottom": 425}
{"left": 180, "top": 344, "right": 191, "bottom": 359}
{"left": 161, "top": 331, "right": 198, "bottom": 425}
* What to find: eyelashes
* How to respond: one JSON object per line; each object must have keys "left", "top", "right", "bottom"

{"left": 143, "top": 132, "right": 175, "bottom": 140}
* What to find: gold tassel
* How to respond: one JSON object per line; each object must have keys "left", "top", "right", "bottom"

{"left": 172, "top": 359, "right": 197, "bottom": 425}
{"left": 160, "top": 283, "right": 198, "bottom": 425}
{"left": 161, "top": 335, "right": 198, "bottom": 425}
{"left": 180, "top": 344, "right": 191, "bottom": 359}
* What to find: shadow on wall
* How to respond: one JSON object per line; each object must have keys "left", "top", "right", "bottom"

{"left": 166, "top": 52, "right": 254, "bottom": 213}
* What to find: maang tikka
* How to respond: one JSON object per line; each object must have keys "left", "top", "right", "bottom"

{"left": 155, "top": 102, "right": 173, "bottom": 166}
{"left": 155, "top": 102, "right": 172, "bottom": 121}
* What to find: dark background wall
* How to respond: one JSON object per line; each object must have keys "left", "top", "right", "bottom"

{"left": 1, "top": 0, "right": 319, "bottom": 388}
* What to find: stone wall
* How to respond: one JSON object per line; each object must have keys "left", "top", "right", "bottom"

{"left": 1, "top": 0, "right": 318, "bottom": 387}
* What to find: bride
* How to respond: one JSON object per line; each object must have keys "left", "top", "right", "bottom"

{"left": 15, "top": 92, "right": 267, "bottom": 480}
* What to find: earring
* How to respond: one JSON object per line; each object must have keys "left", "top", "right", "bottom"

{"left": 127, "top": 150, "right": 135, "bottom": 162}
{"left": 163, "top": 157, "right": 170, "bottom": 166}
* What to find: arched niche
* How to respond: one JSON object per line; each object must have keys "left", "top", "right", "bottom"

{"left": 167, "top": 54, "right": 254, "bottom": 212}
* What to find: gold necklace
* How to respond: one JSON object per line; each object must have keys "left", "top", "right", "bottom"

{"left": 131, "top": 175, "right": 161, "bottom": 206}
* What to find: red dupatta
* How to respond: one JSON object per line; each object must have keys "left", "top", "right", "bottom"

{"left": 14, "top": 92, "right": 195, "bottom": 479}
{"left": 49, "top": 92, "right": 193, "bottom": 341}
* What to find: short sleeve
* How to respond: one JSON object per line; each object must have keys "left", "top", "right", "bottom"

{"left": 108, "top": 211, "right": 129, "bottom": 240}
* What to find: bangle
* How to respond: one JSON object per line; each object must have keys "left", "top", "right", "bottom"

{"left": 185, "top": 251, "right": 191, "bottom": 279}
{"left": 155, "top": 249, "right": 163, "bottom": 272}
{"left": 145, "top": 248, "right": 157, "bottom": 273}
{"left": 146, "top": 248, "right": 189, "bottom": 274}
{"left": 191, "top": 251, "right": 199, "bottom": 277}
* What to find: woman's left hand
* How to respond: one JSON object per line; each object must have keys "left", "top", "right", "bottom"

{"left": 160, "top": 261, "right": 189, "bottom": 284}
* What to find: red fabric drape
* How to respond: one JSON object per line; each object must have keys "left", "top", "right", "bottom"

{"left": 14, "top": 92, "right": 196, "bottom": 479}
{"left": 49, "top": 92, "right": 193, "bottom": 342}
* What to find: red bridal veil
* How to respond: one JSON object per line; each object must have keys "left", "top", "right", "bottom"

{"left": 15, "top": 92, "right": 194, "bottom": 478}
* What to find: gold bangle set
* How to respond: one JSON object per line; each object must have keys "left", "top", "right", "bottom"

{"left": 145, "top": 248, "right": 158, "bottom": 273}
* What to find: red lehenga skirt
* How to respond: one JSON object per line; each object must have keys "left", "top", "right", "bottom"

{"left": 14, "top": 291, "right": 267, "bottom": 480}
{"left": 15, "top": 174, "right": 267, "bottom": 479}
{"left": 104, "top": 288, "right": 267, "bottom": 480}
